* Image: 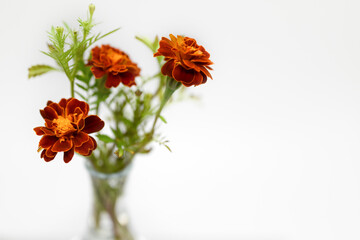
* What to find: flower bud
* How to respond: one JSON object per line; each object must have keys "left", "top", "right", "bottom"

{"left": 135, "top": 89, "right": 142, "bottom": 97}
{"left": 89, "top": 4, "right": 95, "bottom": 16}
{"left": 55, "top": 26, "right": 64, "bottom": 35}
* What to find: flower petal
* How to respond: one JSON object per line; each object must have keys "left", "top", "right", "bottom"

{"left": 161, "top": 59, "right": 175, "bottom": 77}
{"left": 155, "top": 40, "right": 176, "bottom": 58}
{"left": 73, "top": 131, "right": 90, "bottom": 147}
{"left": 172, "top": 65, "right": 195, "bottom": 85}
{"left": 58, "top": 98, "right": 68, "bottom": 109}
{"left": 41, "top": 106, "right": 58, "bottom": 120}
{"left": 34, "top": 127, "right": 45, "bottom": 136}
{"left": 200, "top": 72, "right": 208, "bottom": 84}
{"left": 64, "top": 147, "right": 75, "bottom": 163}
{"left": 119, "top": 72, "right": 136, "bottom": 87}
{"left": 66, "top": 98, "right": 87, "bottom": 116}
{"left": 109, "top": 64, "right": 127, "bottom": 73}
{"left": 199, "top": 66, "right": 213, "bottom": 79}
{"left": 45, "top": 148, "right": 57, "bottom": 158}
{"left": 90, "top": 136, "right": 97, "bottom": 149}
{"left": 52, "top": 138, "right": 73, "bottom": 152}
{"left": 39, "top": 135, "right": 58, "bottom": 149}
{"left": 41, "top": 149, "right": 57, "bottom": 162}
{"left": 75, "top": 138, "right": 95, "bottom": 156}
{"left": 105, "top": 73, "right": 121, "bottom": 88}
{"left": 82, "top": 115, "right": 105, "bottom": 134}
{"left": 44, "top": 119, "right": 54, "bottom": 129}
{"left": 65, "top": 98, "right": 80, "bottom": 115}
{"left": 91, "top": 67, "right": 106, "bottom": 79}
{"left": 77, "top": 118, "right": 85, "bottom": 131}
{"left": 40, "top": 127, "right": 55, "bottom": 135}
{"left": 182, "top": 60, "right": 200, "bottom": 71}
{"left": 48, "top": 102, "right": 64, "bottom": 116}
{"left": 191, "top": 71, "right": 204, "bottom": 86}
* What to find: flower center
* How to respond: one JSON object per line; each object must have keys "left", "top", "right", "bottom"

{"left": 107, "top": 49, "right": 123, "bottom": 64}
{"left": 53, "top": 116, "right": 75, "bottom": 136}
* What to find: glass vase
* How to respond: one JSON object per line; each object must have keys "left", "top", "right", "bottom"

{"left": 82, "top": 160, "right": 136, "bottom": 240}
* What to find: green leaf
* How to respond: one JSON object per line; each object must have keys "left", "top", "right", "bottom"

{"left": 111, "top": 127, "right": 123, "bottom": 139}
{"left": 159, "top": 115, "right": 167, "bottom": 124}
{"left": 92, "top": 28, "right": 121, "bottom": 45}
{"left": 75, "top": 90, "right": 87, "bottom": 101}
{"left": 120, "top": 116, "right": 132, "bottom": 127}
{"left": 76, "top": 82, "right": 88, "bottom": 91}
{"left": 139, "top": 148, "right": 152, "bottom": 154}
{"left": 75, "top": 74, "right": 87, "bottom": 81}
{"left": 136, "top": 36, "right": 156, "bottom": 53}
{"left": 97, "top": 134, "right": 114, "bottom": 143}
{"left": 163, "top": 144, "right": 172, "bottom": 152}
{"left": 152, "top": 36, "right": 159, "bottom": 51}
{"left": 28, "top": 65, "right": 57, "bottom": 79}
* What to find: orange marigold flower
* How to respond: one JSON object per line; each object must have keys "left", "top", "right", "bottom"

{"left": 88, "top": 45, "right": 140, "bottom": 88}
{"left": 34, "top": 98, "right": 105, "bottom": 163}
{"left": 154, "top": 34, "right": 213, "bottom": 87}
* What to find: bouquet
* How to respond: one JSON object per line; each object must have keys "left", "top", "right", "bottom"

{"left": 30, "top": 4, "right": 213, "bottom": 240}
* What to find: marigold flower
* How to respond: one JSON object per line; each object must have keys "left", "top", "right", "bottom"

{"left": 88, "top": 45, "right": 140, "bottom": 88}
{"left": 154, "top": 34, "right": 213, "bottom": 87}
{"left": 34, "top": 98, "right": 105, "bottom": 163}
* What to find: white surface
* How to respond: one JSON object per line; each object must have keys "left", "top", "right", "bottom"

{"left": 1, "top": 0, "right": 360, "bottom": 239}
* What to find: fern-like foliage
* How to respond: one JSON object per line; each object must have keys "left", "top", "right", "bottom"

{"left": 29, "top": 4, "right": 119, "bottom": 98}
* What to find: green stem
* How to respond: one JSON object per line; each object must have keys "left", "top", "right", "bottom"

{"left": 132, "top": 77, "right": 181, "bottom": 156}
{"left": 70, "top": 79, "right": 75, "bottom": 98}
{"left": 150, "top": 76, "right": 181, "bottom": 133}
{"left": 93, "top": 180, "right": 121, "bottom": 239}
{"left": 95, "top": 77, "right": 107, "bottom": 115}
{"left": 150, "top": 74, "right": 165, "bottom": 101}
{"left": 90, "top": 169, "right": 135, "bottom": 240}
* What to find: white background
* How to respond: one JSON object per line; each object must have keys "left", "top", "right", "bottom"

{"left": 1, "top": 0, "right": 360, "bottom": 239}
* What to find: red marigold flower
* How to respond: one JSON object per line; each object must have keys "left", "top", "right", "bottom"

{"left": 88, "top": 45, "right": 140, "bottom": 88}
{"left": 34, "top": 98, "right": 105, "bottom": 163}
{"left": 154, "top": 34, "right": 213, "bottom": 87}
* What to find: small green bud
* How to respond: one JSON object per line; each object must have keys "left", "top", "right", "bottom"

{"left": 89, "top": 4, "right": 95, "bottom": 16}
{"left": 55, "top": 26, "right": 64, "bottom": 35}
{"left": 115, "top": 148, "right": 124, "bottom": 158}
